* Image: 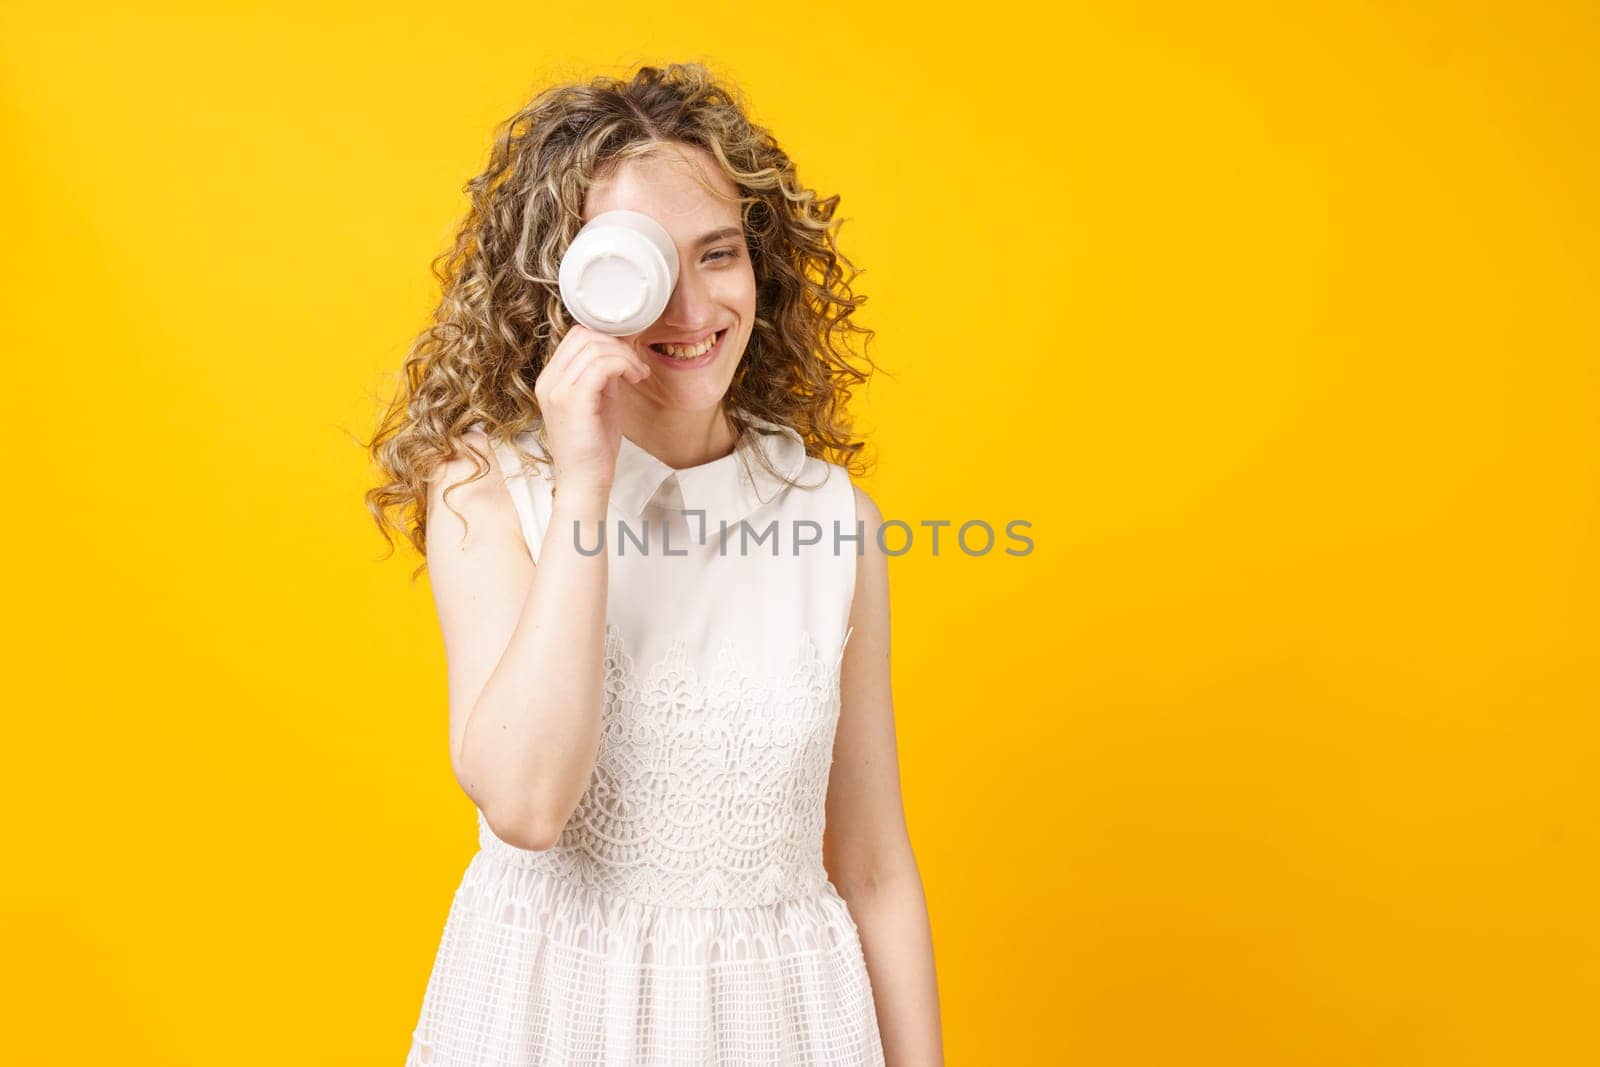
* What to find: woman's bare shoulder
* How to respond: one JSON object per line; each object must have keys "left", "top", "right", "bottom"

{"left": 425, "top": 429, "right": 520, "bottom": 552}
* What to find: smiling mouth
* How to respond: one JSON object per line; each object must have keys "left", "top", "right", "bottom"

{"left": 648, "top": 328, "right": 726, "bottom": 360}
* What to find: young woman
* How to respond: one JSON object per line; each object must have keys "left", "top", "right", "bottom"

{"left": 367, "top": 62, "right": 942, "bottom": 1065}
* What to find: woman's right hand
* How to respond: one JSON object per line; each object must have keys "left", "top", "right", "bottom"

{"left": 533, "top": 324, "right": 653, "bottom": 500}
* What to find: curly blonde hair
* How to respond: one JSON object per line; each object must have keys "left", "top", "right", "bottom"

{"left": 364, "top": 62, "right": 882, "bottom": 576}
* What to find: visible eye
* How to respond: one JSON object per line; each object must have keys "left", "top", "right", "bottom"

{"left": 704, "top": 247, "right": 739, "bottom": 264}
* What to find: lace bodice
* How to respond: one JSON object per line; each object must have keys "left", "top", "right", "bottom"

{"left": 474, "top": 410, "right": 862, "bottom": 908}
{"left": 478, "top": 620, "right": 853, "bottom": 908}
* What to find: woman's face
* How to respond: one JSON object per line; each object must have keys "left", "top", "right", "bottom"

{"left": 581, "top": 143, "right": 756, "bottom": 416}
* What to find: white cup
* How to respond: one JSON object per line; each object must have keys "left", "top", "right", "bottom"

{"left": 558, "top": 210, "right": 680, "bottom": 336}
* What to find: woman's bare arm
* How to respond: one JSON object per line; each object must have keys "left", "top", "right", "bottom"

{"left": 425, "top": 437, "right": 612, "bottom": 850}
{"left": 422, "top": 320, "right": 650, "bottom": 849}
{"left": 824, "top": 483, "right": 945, "bottom": 1065}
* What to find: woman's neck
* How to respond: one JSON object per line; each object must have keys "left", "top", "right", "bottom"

{"left": 621, "top": 402, "right": 740, "bottom": 471}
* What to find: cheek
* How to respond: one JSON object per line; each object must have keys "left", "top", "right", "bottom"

{"left": 737, "top": 269, "right": 759, "bottom": 318}
{"left": 712, "top": 271, "right": 758, "bottom": 321}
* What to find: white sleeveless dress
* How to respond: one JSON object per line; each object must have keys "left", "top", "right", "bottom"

{"left": 406, "top": 410, "right": 885, "bottom": 1066}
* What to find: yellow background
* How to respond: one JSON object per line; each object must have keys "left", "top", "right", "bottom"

{"left": 5, "top": 1, "right": 1596, "bottom": 1063}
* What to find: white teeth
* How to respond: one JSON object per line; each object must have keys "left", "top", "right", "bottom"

{"left": 653, "top": 330, "right": 721, "bottom": 360}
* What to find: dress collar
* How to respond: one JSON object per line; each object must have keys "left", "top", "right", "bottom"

{"left": 609, "top": 410, "right": 810, "bottom": 528}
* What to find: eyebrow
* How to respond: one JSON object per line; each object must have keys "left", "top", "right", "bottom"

{"left": 694, "top": 226, "right": 744, "bottom": 249}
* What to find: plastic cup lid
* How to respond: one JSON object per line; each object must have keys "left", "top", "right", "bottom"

{"left": 559, "top": 217, "right": 676, "bottom": 335}
{"left": 573, "top": 241, "right": 650, "bottom": 324}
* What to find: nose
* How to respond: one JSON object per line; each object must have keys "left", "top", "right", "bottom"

{"left": 658, "top": 257, "right": 718, "bottom": 331}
